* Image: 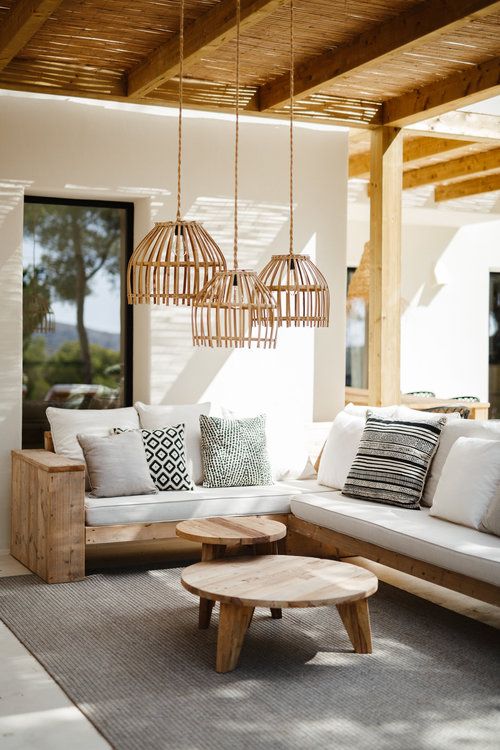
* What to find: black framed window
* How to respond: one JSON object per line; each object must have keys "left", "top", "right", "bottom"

{"left": 22, "top": 196, "right": 134, "bottom": 448}
{"left": 346, "top": 266, "right": 368, "bottom": 389}
{"left": 489, "top": 272, "right": 500, "bottom": 420}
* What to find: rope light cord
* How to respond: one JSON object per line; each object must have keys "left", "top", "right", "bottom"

{"left": 289, "top": 0, "right": 294, "bottom": 258}
{"left": 176, "top": 0, "right": 184, "bottom": 220}
{"left": 233, "top": 0, "right": 240, "bottom": 270}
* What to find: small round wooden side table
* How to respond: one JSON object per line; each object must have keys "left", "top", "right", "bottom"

{"left": 182, "top": 555, "right": 378, "bottom": 673}
{"left": 176, "top": 516, "right": 287, "bottom": 628}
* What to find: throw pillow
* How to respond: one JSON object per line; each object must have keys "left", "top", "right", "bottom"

{"left": 395, "top": 405, "right": 460, "bottom": 423}
{"left": 430, "top": 437, "right": 500, "bottom": 529}
{"left": 344, "top": 403, "right": 399, "bottom": 418}
{"left": 342, "top": 413, "right": 446, "bottom": 509}
{"left": 480, "top": 486, "right": 500, "bottom": 537}
{"left": 115, "top": 425, "right": 193, "bottom": 491}
{"left": 134, "top": 402, "right": 210, "bottom": 485}
{"left": 77, "top": 431, "right": 158, "bottom": 498}
{"left": 318, "top": 411, "right": 365, "bottom": 490}
{"left": 421, "top": 419, "right": 500, "bottom": 507}
{"left": 199, "top": 414, "right": 273, "bottom": 488}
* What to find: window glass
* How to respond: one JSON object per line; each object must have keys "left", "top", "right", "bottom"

{"left": 346, "top": 267, "right": 368, "bottom": 389}
{"left": 489, "top": 272, "right": 500, "bottom": 420}
{"left": 22, "top": 199, "right": 133, "bottom": 448}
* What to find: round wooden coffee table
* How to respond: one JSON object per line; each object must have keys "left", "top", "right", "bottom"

{"left": 182, "top": 555, "right": 378, "bottom": 673}
{"left": 176, "top": 516, "right": 287, "bottom": 628}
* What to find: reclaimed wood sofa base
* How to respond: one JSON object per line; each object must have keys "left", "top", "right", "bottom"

{"left": 10, "top": 449, "right": 500, "bottom": 608}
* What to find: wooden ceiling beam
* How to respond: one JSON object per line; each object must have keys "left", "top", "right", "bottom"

{"left": 434, "top": 172, "right": 500, "bottom": 201}
{"left": 403, "top": 147, "right": 500, "bottom": 188}
{"left": 383, "top": 57, "right": 500, "bottom": 127}
{"left": 258, "top": 0, "right": 500, "bottom": 111}
{"left": 128, "top": 0, "right": 284, "bottom": 98}
{"left": 0, "top": 0, "right": 63, "bottom": 72}
{"left": 349, "top": 137, "right": 474, "bottom": 178}
{"left": 407, "top": 112, "right": 500, "bottom": 142}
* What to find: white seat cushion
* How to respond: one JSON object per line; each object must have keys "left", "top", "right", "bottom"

{"left": 291, "top": 492, "right": 500, "bottom": 587}
{"left": 85, "top": 479, "right": 329, "bottom": 527}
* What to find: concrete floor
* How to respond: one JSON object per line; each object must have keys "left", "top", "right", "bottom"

{"left": 0, "top": 553, "right": 498, "bottom": 750}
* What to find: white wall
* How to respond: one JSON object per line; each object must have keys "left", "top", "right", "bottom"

{"left": 348, "top": 202, "right": 500, "bottom": 401}
{"left": 0, "top": 92, "right": 348, "bottom": 550}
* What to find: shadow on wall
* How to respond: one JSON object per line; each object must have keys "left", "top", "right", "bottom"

{"left": 403, "top": 226, "right": 459, "bottom": 309}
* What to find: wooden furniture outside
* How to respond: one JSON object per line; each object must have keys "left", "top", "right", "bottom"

{"left": 176, "top": 516, "right": 287, "bottom": 627}
{"left": 181, "top": 554, "right": 378, "bottom": 673}
{"left": 345, "top": 387, "right": 490, "bottom": 420}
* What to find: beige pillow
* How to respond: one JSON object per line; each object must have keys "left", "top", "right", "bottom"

{"left": 77, "top": 431, "right": 157, "bottom": 498}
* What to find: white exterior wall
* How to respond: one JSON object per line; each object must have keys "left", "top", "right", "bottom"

{"left": 348, "top": 204, "right": 500, "bottom": 401}
{"left": 0, "top": 92, "right": 348, "bottom": 551}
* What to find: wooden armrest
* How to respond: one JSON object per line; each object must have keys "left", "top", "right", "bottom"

{"left": 11, "top": 449, "right": 85, "bottom": 473}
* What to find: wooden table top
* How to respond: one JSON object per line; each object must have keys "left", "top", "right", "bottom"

{"left": 181, "top": 555, "right": 378, "bottom": 608}
{"left": 175, "top": 516, "right": 287, "bottom": 545}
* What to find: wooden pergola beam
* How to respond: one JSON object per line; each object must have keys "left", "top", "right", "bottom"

{"left": 435, "top": 172, "right": 500, "bottom": 201}
{"left": 349, "top": 137, "right": 474, "bottom": 179}
{"left": 383, "top": 57, "right": 500, "bottom": 127}
{"left": 403, "top": 147, "right": 500, "bottom": 189}
{"left": 407, "top": 112, "right": 500, "bottom": 142}
{"left": 0, "top": 0, "right": 63, "bottom": 72}
{"left": 258, "top": 0, "right": 500, "bottom": 111}
{"left": 128, "top": 0, "right": 284, "bottom": 98}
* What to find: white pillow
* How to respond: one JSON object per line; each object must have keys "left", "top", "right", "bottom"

{"left": 430, "top": 437, "right": 500, "bottom": 529}
{"left": 318, "top": 411, "right": 365, "bottom": 490}
{"left": 344, "top": 403, "right": 398, "bottom": 418}
{"left": 395, "top": 405, "right": 460, "bottom": 423}
{"left": 422, "top": 419, "right": 500, "bottom": 507}
{"left": 134, "top": 402, "right": 210, "bottom": 485}
{"left": 46, "top": 406, "right": 140, "bottom": 464}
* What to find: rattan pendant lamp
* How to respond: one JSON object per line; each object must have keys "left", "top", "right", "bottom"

{"left": 259, "top": 0, "right": 330, "bottom": 327}
{"left": 191, "top": 0, "right": 278, "bottom": 349}
{"left": 127, "top": 0, "right": 226, "bottom": 305}
{"left": 24, "top": 218, "right": 56, "bottom": 334}
{"left": 347, "top": 242, "right": 370, "bottom": 302}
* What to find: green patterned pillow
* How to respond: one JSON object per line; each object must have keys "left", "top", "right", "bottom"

{"left": 200, "top": 414, "right": 273, "bottom": 488}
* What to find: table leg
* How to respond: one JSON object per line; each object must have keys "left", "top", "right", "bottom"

{"left": 216, "top": 603, "right": 254, "bottom": 673}
{"left": 253, "top": 540, "right": 282, "bottom": 620}
{"left": 336, "top": 598, "right": 372, "bottom": 654}
{"left": 199, "top": 543, "right": 226, "bottom": 630}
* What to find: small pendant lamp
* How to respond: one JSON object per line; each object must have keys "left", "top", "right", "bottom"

{"left": 191, "top": 0, "right": 278, "bottom": 348}
{"left": 347, "top": 242, "right": 370, "bottom": 302}
{"left": 127, "top": 0, "right": 226, "bottom": 305}
{"left": 258, "top": 0, "right": 330, "bottom": 327}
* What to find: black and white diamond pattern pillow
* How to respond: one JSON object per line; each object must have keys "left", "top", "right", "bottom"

{"left": 114, "top": 424, "right": 193, "bottom": 491}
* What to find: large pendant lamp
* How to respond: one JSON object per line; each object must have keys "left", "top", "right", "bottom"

{"left": 347, "top": 242, "right": 370, "bottom": 303}
{"left": 191, "top": 0, "right": 278, "bottom": 349}
{"left": 259, "top": 0, "right": 330, "bottom": 327}
{"left": 127, "top": 0, "right": 226, "bottom": 305}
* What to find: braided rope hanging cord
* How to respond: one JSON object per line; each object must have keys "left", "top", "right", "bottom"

{"left": 126, "top": 0, "right": 226, "bottom": 306}
{"left": 191, "top": 0, "right": 278, "bottom": 348}
{"left": 258, "top": 0, "right": 330, "bottom": 328}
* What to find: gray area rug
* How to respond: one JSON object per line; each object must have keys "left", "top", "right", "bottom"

{"left": 0, "top": 568, "right": 499, "bottom": 750}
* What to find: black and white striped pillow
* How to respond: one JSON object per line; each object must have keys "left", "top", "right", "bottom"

{"left": 342, "top": 413, "right": 446, "bottom": 509}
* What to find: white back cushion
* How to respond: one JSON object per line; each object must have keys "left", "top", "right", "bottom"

{"left": 135, "top": 402, "right": 210, "bottom": 485}
{"left": 344, "top": 403, "right": 398, "bottom": 418}
{"left": 430, "top": 437, "right": 500, "bottom": 529}
{"left": 46, "top": 406, "right": 140, "bottom": 463}
{"left": 395, "top": 406, "right": 460, "bottom": 423}
{"left": 422, "top": 419, "right": 500, "bottom": 507}
{"left": 318, "top": 411, "right": 365, "bottom": 490}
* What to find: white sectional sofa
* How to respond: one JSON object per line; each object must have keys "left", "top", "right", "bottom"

{"left": 10, "top": 403, "right": 500, "bottom": 608}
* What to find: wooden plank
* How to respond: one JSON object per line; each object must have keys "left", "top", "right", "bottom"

{"left": 0, "top": 0, "right": 63, "bottom": 72}
{"left": 10, "top": 451, "right": 85, "bottom": 583}
{"left": 368, "top": 127, "right": 403, "bottom": 406}
{"left": 176, "top": 516, "right": 286, "bottom": 545}
{"left": 85, "top": 514, "right": 289, "bottom": 545}
{"left": 407, "top": 112, "right": 500, "bottom": 142}
{"left": 403, "top": 148, "right": 500, "bottom": 189}
{"left": 128, "top": 0, "right": 284, "bottom": 98}
{"left": 349, "top": 137, "right": 474, "bottom": 178}
{"left": 11, "top": 449, "right": 85, "bottom": 473}
{"left": 287, "top": 516, "right": 500, "bottom": 607}
{"left": 435, "top": 172, "right": 500, "bottom": 201}
{"left": 384, "top": 57, "right": 500, "bottom": 127}
{"left": 259, "top": 0, "right": 500, "bottom": 111}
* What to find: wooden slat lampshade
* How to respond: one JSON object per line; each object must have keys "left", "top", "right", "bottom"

{"left": 192, "top": 269, "right": 277, "bottom": 348}
{"left": 127, "top": 220, "right": 226, "bottom": 304}
{"left": 258, "top": 254, "right": 330, "bottom": 327}
{"left": 347, "top": 242, "right": 370, "bottom": 302}
{"left": 24, "top": 284, "right": 56, "bottom": 334}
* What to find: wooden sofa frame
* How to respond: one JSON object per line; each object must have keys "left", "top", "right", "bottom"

{"left": 10, "top": 447, "right": 500, "bottom": 607}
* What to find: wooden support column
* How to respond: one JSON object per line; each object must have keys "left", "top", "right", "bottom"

{"left": 368, "top": 127, "right": 403, "bottom": 406}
